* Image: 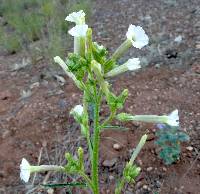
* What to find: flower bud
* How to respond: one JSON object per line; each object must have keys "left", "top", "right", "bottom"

{"left": 54, "top": 56, "right": 82, "bottom": 89}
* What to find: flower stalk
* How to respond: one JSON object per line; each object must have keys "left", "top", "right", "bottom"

{"left": 20, "top": 9, "right": 188, "bottom": 194}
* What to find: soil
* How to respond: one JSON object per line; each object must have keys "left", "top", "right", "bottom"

{"left": 0, "top": 0, "right": 200, "bottom": 193}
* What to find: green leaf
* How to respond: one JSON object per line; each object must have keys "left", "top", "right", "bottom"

{"left": 41, "top": 182, "right": 87, "bottom": 188}
{"left": 102, "top": 125, "right": 129, "bottom": 131}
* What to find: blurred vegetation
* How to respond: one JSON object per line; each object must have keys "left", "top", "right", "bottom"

{"left": 0, "top": 0, "right": 91, "bottom": 64}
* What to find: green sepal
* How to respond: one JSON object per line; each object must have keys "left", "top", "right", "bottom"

{"left": 123, "top": 163, "right": 141, "bottom": 183}
{"left": 66, "top": 53, "right": 88, "bottom": 80}
{"left": 92, "top": 42, "right": 108, "bottom": 65}
{"left": 107, "top": 89, "right": 128, "bottom": 111}
{"left": 103, "top": 59, "right": 116, "bottom": 72}
{"left": 64, "top": 148, "right": 85, "bottom": 174}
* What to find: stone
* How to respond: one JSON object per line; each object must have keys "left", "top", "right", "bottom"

{"left": 163, "top": 167, "right": 167, "bottom": 172}
{"left": 146, "top": 167, "right": 153, "bottom": 172}
{"left": 113, "top": 143, "right": 121, "bottom": 151}
{"left": 102, "top": 158, "right": 117, "bottom": 167}
{"left": 174, "top": 35, "right": 182, "bottom": 43}
{"left": 109, "top": 175, "right": 115, "bottom": 181}
{"left": 30, "top": 82, "right": 40, "bottom": 89}
{"left": 186, "top": 146, "right": 193, "bottom": 151}
{"left": 143, "top": 185, "right": 148, "bottom": 190}
{"left": 2, "top": 130, "right": 11, "bottom": 139}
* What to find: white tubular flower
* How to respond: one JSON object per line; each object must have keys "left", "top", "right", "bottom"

{"left": 20, "top": 158, "right": 31, "bottom": 183}
{"left": 68, "top": 25, "right": 88, "bottom": 56}
{"left": 65, "top": 10, "right": 85, "bottom": 25}
{"left": 105, "top": 58, "right": 141, "bottom": 78}
{"left": 126, "top": 24, "right": 149, "bottom": 49}
{"left": 68, "top": 24, "right": 88, "bottom": 38}
{"left": 165, "top": 109, "right": 179, "bottom": 127}
{"left": 71, "top": 105, "right": 84, "bottom": 116}
{"left": 125, "top": 58, "right": 141, "bottom": 70}
{"left": 116, "top": 109, "right": 179, "bottom": 127}
{"left": 20, "top": 158, "right": 65, "bottom": 183}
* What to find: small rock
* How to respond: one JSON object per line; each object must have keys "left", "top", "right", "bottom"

{"left": 135, "top": 181, "right": 143, "bottom": 189}
{"left": 155, "top": 64, "right": 161, "bottom": 68}
{"left": 2, "top": 130, "right": 11, "bottom": 139}
{"left": 20, "top": 90, "right": 32, "bottom": 99}
{"left": 102, "top": 158, "right": 117, "bottom": 167}
{"left": 30, "top": 82, "right": 40, "bottom": 89}
{"left": 174, "top": 35, "right": 182, "bottom": 43}
{"left": 195, "top": 43, "right": 200, "bottom": 49}
{"left": 146, "top": 167, "right": 153, "bottom": 172}
{"left": 138, "top": 159, "right": 143, "bottom": 166}
{"left": 109, "top": 175, "right": 114, "bottom": 181}
{"left": 11, "top": 58, "right": 31, "bottom": 71}
{"left": 0, "top": 90, "right": 12, "bottom": 100}
{"left": 186, "top": 146, "right": 193, "bottom": 151}
{"left": 54, "top": 75, "right": 66, "bottom": 85}
{"left": 47, "top": 188, "right": 54, "bottom": 194}
{"left": 113, "top": 143, "right": 121, "bottom": 151}
{"left": 163, "top": 167, "right": 167, "bottom": 172}
{"left": 143, "top": 185, "right": 148, "bottom": 190}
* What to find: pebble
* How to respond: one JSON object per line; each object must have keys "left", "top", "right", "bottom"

{"left": 102, "top": 158, "right": 117, "bottom": 167}
{"left": 30, "top": 82, "right": 40, "bottom": 89}
{"left": 174, "top": 35, "right": 183, "bottom": 43}
{"left": 0, "top": 90, "right": 12, "bottom": 100}
{"left": 2, "top": 130, "right": 11, "bottom": 139}
{"left": 47, "top": 188, "right": 54, "bottom": 194}
{"left": 146, "top": 167, "right": 153, "bottom": 172}
{"left": 109, "top": 175, "right": 115, "bottom": 181}
{"left": 113, "top": 143, "right": 121, "bottom": 151}
{"left": 186, "top": 146, "right": 193, "bottom": 151}
{"left": 143, "top": 185, "right": 148, "bottom": 190}
{"left": 163, "top": 167, "right": 167, "bottom": 172}
{"left": 138, "top": 159, "right": 143, "bottom": 166}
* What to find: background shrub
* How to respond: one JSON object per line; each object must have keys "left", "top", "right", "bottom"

{"left": 0, "top": 0, "right": 91, "bottom": 64}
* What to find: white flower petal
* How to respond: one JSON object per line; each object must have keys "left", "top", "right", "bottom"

{"left": 126, "top": 24, "right": 149, "bottom": 49}
{"left": 167, "top": 109, "right": 179, "bottom": 126}
{"left": 20, "top": 158, "right": 31, "bottom": 183}
{"left": 68, "top": 24, "right": 88, "bottom": 37}
{"left": 73, "top": 105, "right": 84, "bottom": 116}
{"left": 65, "top": 10, "right": 85, "bottom": 24}
{"left": 125, "top": 58, "right": 141, "bottom": 70}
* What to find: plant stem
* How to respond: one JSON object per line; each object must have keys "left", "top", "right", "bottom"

{"left": 91, "top": 87, "right": 101, "bottom": 194}
{"left": 115, "top": 178, "right": 125, "bottom": 194}
{"left": 100, "top": 109, "right": 116, "bottom": 129}
{"left": 79, "top": 171, "right": 95, "bottom": 192}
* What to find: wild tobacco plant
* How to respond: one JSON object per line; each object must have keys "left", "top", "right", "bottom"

{"left": 20, "top": 10, "right": 186, "bottom": 194}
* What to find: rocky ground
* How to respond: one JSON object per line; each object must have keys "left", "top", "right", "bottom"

{"left": 0, "top": 0, "right": 200, "bottom": 193}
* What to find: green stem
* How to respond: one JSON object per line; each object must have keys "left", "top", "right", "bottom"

{"left": 79, "top": 171, "right": 95, "bottom": 192}
{"left": 115, "top": 178, "right": 125, "bottom": 194}
{"left": 100, "top": 109, "right": 116, "bottom": 129}
{"left": 83, "top": 91, "right": 93, "bottom": 161}
{"left": 91, "top": 87, "right": 101, "bottom": 194}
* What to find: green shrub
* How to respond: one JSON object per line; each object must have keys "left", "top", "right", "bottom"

{"left": 0, "top": 0, "right": 91, "bottom": 63}
{"left": 155, "top": 124, "right": 190, "bottom": 165}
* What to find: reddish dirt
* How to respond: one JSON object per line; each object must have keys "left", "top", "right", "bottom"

{"left": 0, "top": 54, "right": 199, "bottom": 193}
